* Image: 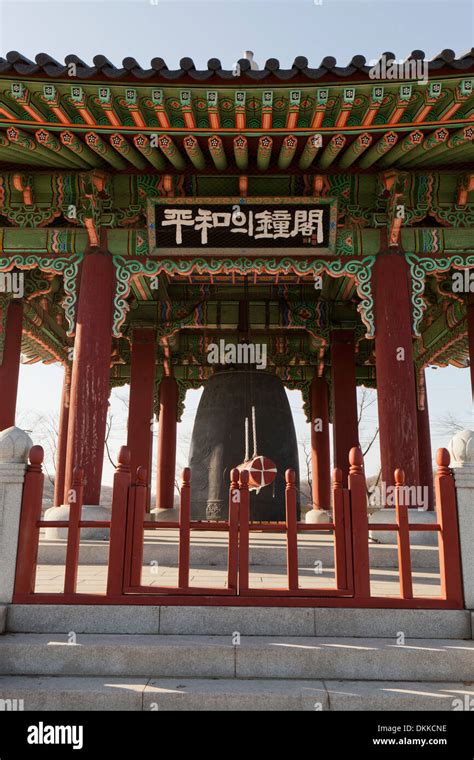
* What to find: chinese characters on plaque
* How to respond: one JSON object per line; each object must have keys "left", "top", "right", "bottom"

{"left": 161, "top": 207, "right": 324, "bottom": 245}
{"left": 148, "top": 199, "right": 336, "bottom": 255}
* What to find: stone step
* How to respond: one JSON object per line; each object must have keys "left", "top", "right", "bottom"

{"left": 0, "top": 676, "right": 472, "bottom": 711}
{"left": 37, "top": 537, "right": 439, "bottom": 569}
{"left": 1, "top": 633, "right": 473, "bottom": 681}
{"left": 6, "top": 605, "right": 471, "bottom": 639}
{"left": 0, "top": 607, "right": 6, "bottom": 634}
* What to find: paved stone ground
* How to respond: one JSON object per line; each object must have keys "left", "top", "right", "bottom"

{"left": 35, "top": 530, "right": 441, "bottom": 597}
{"left": 34, "top": 564, "right": 441, "bottom": 597}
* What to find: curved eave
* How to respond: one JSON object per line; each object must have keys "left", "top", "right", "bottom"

{"left": 1, "top": 49, "right": 473, "bottom": 83}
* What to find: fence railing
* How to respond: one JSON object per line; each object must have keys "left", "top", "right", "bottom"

{"left": 12, "top": 443, "right": 464, "bottom": 608}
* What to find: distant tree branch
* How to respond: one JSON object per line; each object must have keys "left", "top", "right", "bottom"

{"left": 433, "top": 412, "right": 469, "bottom": 437}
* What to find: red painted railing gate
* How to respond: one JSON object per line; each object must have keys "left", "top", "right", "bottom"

{"left": 13, "top": 445, "right": 464, "bottom": 608}
{"left": 122, "top": 466, "right": 354, "bottom": 599}
{"left": 121, "top": 467, "right": 241, "bottom": 597}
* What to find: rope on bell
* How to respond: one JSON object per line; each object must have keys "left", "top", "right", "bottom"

{"left": 244, "top": 416, "right": 249, "bottom": 462}
{"left": 252, "top": 405, "right": 257, "bottom": 458}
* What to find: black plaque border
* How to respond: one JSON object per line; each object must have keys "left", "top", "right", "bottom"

{"left": 147, "top": 196, "right": 337, "bottom": 256}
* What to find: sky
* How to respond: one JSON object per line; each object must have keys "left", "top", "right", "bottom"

{"left": 2, "top": 0, "right": 473, "bottom": 490}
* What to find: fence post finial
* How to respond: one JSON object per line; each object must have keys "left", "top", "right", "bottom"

{"left": 28, "top": 445, "right": 44, "bottom": 470}
{"left": 394, "top": 467, "right": 405, "bottom": 486}
{"left": 136, "top": 465, "right": 148, "bottom": 486}
{"left": 117, "top": 445, "right": 131, "bottom": 471}
{"left": 348, "top": 444, "right": 370, "bottom": 599}
{"left": 349, "top": 446, "right": 364, "bottom": 474}
{"left": 436, "top": 447, "right": 451, "bottom": 475}
{"left": 333, "top": 466, "right": 343, "bottom": 489}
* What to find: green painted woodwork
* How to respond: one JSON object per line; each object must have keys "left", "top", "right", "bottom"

{"left": 0, "top": 63, "right": 472, "bottom": 396}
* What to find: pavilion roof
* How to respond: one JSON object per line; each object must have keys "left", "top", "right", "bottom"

{"left": 0, "top": 52, "right": 471, "bottom": 376}
{"left": 0, "top": 49, "right": 473, "bottom": 82}
{"left": 0, "top": 49, "right": 473, "bottom": 173}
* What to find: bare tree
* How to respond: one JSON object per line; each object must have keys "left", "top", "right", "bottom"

{"left": 433, "top": 412, "right": 470, "bottom": 437}
{"left": 103, "top": 412, "right": 116, "bottom": 468}
{"left": 299, "top": 440, "right": 313, "bottom": 503}
{"left": 16, "top": 409, "right": 58, "bottom": 487}
{"left": 298, "top": 386, "right": 381, "bottom": 507}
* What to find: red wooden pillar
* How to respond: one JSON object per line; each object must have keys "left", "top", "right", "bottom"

{"left": 127, "top": 327, "right": 156, "bottom": 508}
{"left": 374, "top": 252, "right": 419, "bottom": 492}
{"left": 468, "top": 292, "right": 474, "bottom": 402}
{"left": 156, "top": 376, "right": 178, "bottom": 510}
{"left": 0, "top": 299, "right": 23, "bottom": 431}
{"left": 310, "top": 375, "right": 331, "bottom": 509}
{"left": 64, "top": 249, "right": 114, "bottom": 505}
{"left": 54, "top": 364, "right": 71, "bottom": 506}
{"left": 331, "top": 330, "right": 359, "bottom": 486}
{"left": 417, "top": 369, "right": 434, "bottom": 511}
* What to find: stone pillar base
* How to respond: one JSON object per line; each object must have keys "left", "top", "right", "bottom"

{"left": 305, "top": 508, "right": 332, "bottom": 525}
{"left": 43, "top": 504, "right": 111, "bottom": 540}
{"left": 150, "top": 507, "right": 180, "bottom": 522}
{"left": 369, "top": 508, "right": 438, "bottom": 546}
{"left": 0, "top": 427, "right": 32, "bottom": 603}
{"left": 448, "top": 429, "right": 474, "bottom": 609}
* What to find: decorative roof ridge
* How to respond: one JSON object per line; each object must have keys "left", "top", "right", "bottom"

{"left": 0, "top": 49, "right": 472, "bottom": 82}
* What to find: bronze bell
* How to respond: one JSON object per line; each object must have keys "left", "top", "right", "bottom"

{"left": 189, "top": 368, "right": 300, "bottom": 521}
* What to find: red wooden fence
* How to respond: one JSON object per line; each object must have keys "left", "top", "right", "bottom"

{"left": 12, "top": 444, "right": 464, "bottom": 608}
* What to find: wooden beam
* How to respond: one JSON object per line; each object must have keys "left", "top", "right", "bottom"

{"left": 5, "top": 126, "right": 66, "bottom": 167}
{"left": 183, "top": 135, "right": 206, "bottom": 170}
{"left": 60, "top": 130, "right": 103, "bottom": 167}
{"left": 387, "top": 85, "right": 413, "bottom": 125}
{"left": 335, "top": 87, "right": 355, "bottom": 128}
{"left": 149, "top": 90, "right": 170, "bottom": 128}
{"left": 257, "top": 136, "right": 272, "bottom": 170}
{"left": 402, "top": 126, "right": 472, "bottom": 168}
{"left": 208, "top": 135, "right": 227, "bottom": 170}
{"left": 278, "top": 135, "right": 298, "bottom": 169}
{"left": 262, "top": 91, "right": 273, "bottom": 130}
{"left": 285, "top": 91, "right": 300, "bottom": 130}
{"left": 207, "top": 91, "right": 220, "bottom": 129}
{"left": 95, "top": 88, "right": 122, "bottom": 128}
{"left": 233, "top": 135, "right": 248, "bottom": 170}
{"left": 35, "top": 129, "right": 89, "bottom": 169}
{"left": 358, "top": 131, "right": 398, "bottom": 169}
{"left": 0, "top": 134, "right": 57, "bottom": 166}
{"left": 120, "top": 89, "right": 147, "bottom": 128}
{"left": 396, "top": 127, "right": 449, "bottom": 167}
{"left": 180, "top": 90, "right": 196, "bottom": 129}
{"left": 318, "top": 134, "right": 346, "bottom": 169}
{"left": 84, "top": 131, "right": 127, "bottom": 169}
{"left": 338, "top": 133, "right": 372, "bottom": 169}
{"left": 299, "top": 134, "right": 322, "bottom": 169}
{"left": 133, "top": 134, "right": 166, "bottom": 170}
{"left": 376, "top": 130, "right": 424, "bottom": 168}
{"left": 235, "top": 91, "right": 246, "bottom": 129}
{"left": 310, "top": 88, "right": 329, "bottom": 129}
{"left": 40, "top": 86, "right": 72, "bottom": 126}
{"left": 157, "top": 134, "right": 186, "bottom": 170}
{"left": 362, "top": 86, "right": 384, "bottom": 127}
{"left": 109, "top": 133, "right": 148, "bottom": 169}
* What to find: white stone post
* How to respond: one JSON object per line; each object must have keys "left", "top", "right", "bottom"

{"left": 0, "top": 426, "right": 33, "bottom": 604}
{"left": 448, "top": 429, "right": 474, "bottom": 609}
